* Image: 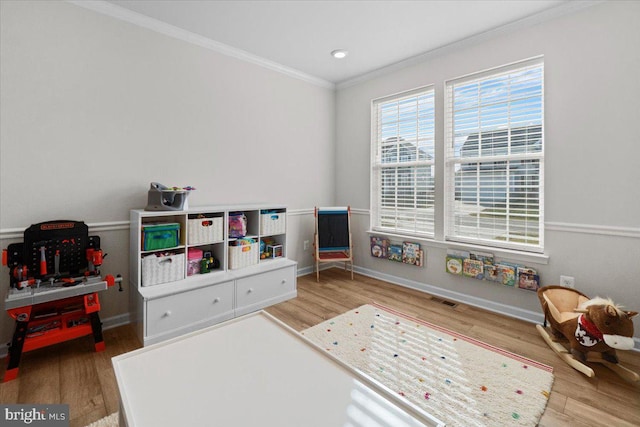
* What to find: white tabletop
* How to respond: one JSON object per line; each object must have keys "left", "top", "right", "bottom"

{"left": 113, "top": 312, "right": 443, "bottom": 427}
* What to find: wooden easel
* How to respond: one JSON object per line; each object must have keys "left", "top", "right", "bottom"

{"left": 313, "top": 207, "right": 353, "bottom": 282}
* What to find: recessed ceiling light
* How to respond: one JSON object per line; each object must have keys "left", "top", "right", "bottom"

{"left": 331, "top": 49, "right": 348, "bottom": 59}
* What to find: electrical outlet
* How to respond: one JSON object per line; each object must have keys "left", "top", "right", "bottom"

{"left": 560, "top": 275, "right": 575, "bottom": 288}
{"left": 303, "top": 240, "right": 309, "bottom": 251}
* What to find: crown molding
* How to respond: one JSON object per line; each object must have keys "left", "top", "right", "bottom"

{"left": 66, "top": 0, "right": 335, "bottom": 90}
{"left": 336, "top": 0, "right": 604, "bottom": 90}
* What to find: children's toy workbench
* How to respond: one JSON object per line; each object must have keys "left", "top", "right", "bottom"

{"left": 2, "top": 220, "right": 121, "bottom": 382}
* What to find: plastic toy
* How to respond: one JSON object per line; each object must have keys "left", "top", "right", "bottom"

{"left": 536, "top": 285, "right": 638, "bottom": 382}
{"left": 145, "top": 182, "right": 194, "bottom": 211}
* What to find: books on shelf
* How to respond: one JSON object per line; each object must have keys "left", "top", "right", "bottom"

{"left": 517, "top": 267, "right": 540, "bottom": 291}
{"left": 370, "top": 236, "right": 389, "bottom": 259}
{"left": 445, "top": 249, "right": 540, "bottom": 291}
{"left": 370, "top": 236, "right": 424, "bottom": 267}
{"left": 402, "top": 242, "right": 421, "bottom": 266}
{"left": 495, "top": 262, "right": 518, "bottom": 287}
{"left": 388, "top": 244, "right": 403, "bottom": 262}
{"left": 445, "top": 250, "right": 467, "bottom": 275}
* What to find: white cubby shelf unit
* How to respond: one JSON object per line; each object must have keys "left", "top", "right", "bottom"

{"left": 130, "top": 204, "right": 296, "bottom": 346}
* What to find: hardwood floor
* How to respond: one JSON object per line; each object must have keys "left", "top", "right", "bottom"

{"left": 1, "top": 268, "right": 638, "bottom": 426}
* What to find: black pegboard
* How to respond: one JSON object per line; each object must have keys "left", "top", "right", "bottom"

{"left": 6, "top": 220, "right": 100, "bottom": 283}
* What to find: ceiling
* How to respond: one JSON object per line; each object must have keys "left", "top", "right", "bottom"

{"left": 104, "top": 0, "right": 570, "bottom": 86}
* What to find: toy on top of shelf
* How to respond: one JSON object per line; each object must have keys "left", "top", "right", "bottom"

{"left": 145, "top": 182, "right": 194, "bottom": 211}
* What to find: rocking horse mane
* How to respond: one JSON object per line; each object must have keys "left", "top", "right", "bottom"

{"left": 578, "top": 297, "right": 624, "bottom": 314}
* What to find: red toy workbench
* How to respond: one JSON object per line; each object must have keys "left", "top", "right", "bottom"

{"left": 2, "top": 220, "right": 121, "bottom": 382}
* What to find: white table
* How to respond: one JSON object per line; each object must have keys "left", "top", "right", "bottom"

{"left": 112, "top": 311, "right": 444, "bottom": 427}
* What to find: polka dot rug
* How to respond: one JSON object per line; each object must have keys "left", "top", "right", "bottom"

{"left": 302, "top": 303, "right": 554, "bottom": 427}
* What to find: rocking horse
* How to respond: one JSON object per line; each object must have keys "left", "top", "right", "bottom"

{"left": 536, "top": 285, "right": 639, "bottom": 382}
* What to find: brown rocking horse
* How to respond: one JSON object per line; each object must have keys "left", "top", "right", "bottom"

{"left": 536, "top": 285, "right": 639, "bottom": 382}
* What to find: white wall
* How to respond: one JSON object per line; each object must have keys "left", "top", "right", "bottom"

{"left": 0, "top": 1, "right": 334, "bottom": 344}
{"left": 335, "top": 1, "right": 640, "bottom": 338}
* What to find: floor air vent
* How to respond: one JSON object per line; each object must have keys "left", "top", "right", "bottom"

{"left": 431, "top": 297, "right": 457, "bottom": 308}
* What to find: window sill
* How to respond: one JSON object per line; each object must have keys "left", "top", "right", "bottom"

{"left": 366, "top": 230, "right": 549, "bottom": 266}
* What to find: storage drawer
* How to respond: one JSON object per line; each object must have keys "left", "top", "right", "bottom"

{"left": 236, "top": 266, "right": 295, "bottom": 311}
{"left": 146, "top": 281, "right": 234, "bottom": 337}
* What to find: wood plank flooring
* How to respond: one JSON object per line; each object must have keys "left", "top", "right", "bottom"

{"left": 1, "top": 268, "right": 638, "bottom": 426}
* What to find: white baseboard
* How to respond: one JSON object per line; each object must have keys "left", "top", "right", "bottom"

{"left": 347, "top": 265, "right": 640, "bottom": 352}
{"left": 296, "top": 263, "right": 334, "bottom": 277}
{"left": 351, "top": 265, "right": 545, "bottom": 324}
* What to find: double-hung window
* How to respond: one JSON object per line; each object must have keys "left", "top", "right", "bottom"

{"left": 371, "top": 87, "right": 435, "bottom": 237}
{"left": 445, "top": 58, "right": 544, "bottom": 252}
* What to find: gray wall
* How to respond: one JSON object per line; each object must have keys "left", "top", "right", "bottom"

{"left": 1, "top": 0, "right": 638, "bottom": 348}
{"left": 0, "top": 1, "right": 333, "bottom": 345}
{"left": 335, "top": 1, "right": 640, "bottom": 338}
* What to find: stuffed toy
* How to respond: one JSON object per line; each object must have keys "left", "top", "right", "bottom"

{"left": 537, "top": 285, "right": 638, "bottom": 382}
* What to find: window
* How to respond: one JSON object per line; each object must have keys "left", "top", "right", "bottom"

{"left": 371, "top": 87, "right": 435, "bottom": 236}
{"left": 445, "top": 58, "right": 544, "bottom": 251}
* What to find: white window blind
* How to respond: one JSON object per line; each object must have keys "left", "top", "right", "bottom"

{"left": 371, "top": 87, "right": 435, "bottom": 236}
{"left": 445, "top": 58, "right": 544, "bottom": 251}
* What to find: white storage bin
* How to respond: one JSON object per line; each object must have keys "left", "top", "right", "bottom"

{"left": 141, "top": 253, "right": 185, "bottom": 286}
{"left": 260, "top": 212, "right": 286, "bottom": 235}
{"left": 228, "top": 242, "right": 258, "bottom": 269}
{"left": 188, "top": 216, "right": 223, "bottom": 244}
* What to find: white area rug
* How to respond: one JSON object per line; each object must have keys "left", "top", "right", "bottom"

{"left": 302, "top": 303, "right": 554, "bottom": 427}
{"left": 85, "top": 412, "right": 118, "bottom": 427}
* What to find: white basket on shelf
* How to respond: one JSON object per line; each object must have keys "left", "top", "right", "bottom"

{"left": 260, "top": 212, "right": 286, "bottom": 235}
{"left": 188, "top": 217, "right": 223, "bottom": 244}
{"left": 228, "top": 243, "right": 258, "bottom": 269}
{"left": 141, "top": 253, "right": 184, "bottom": 286}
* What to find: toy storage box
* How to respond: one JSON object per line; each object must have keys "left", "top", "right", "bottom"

{"left": 141, "top": 253, "right": 184, "bottom": 286}
{"left": 260, "top": 211, "right": 286, "bottom": 235}
{"left": 142, "top": 223, "right": 180, "bottom": 251}
{"left": 228, "top": 242, "right": 258, "bottom": 269}
{"left": 267, "top": 244, "right": 284, "bottom": 259}
{"left": 188, "top": 216, "right": 223, "bottom": 245}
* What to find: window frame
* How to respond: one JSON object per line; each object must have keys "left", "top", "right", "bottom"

{"left": 370, "top": 85, "right": 436, "bottom": 238}
{"left": 369, "top": 57, "right": 545, "bottom": 256}
{"left": 444, "top": 57, "right": 545, "bottom": 253}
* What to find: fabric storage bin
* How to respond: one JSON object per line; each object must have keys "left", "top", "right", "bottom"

{"left": 142, "top": 223, "right": 180, "bottom": 251}
{"left": 188, "top": 216, "right": 223, "bottom": 244}
{"left": 228, "top": 242, "right": 258, "bottom": 269}
{"left": 187, "top": 248, "right": 203, "bottom": 276}
{"left": 141, "top": 253, "right": 184, "bottom": 286}
{"left": 260, "top": 211, "right": 286, "bottom": 235}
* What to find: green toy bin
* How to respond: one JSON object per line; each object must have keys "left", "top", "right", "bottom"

{"left": 142, "top": 223, "right": 180, "bottom": 251}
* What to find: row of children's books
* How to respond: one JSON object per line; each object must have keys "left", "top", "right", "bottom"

{"left": 370, "top": 236, "right": 424, "bottom": 267}
{"left": 445, "top": 249, "right": 540, "bottom": 291}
